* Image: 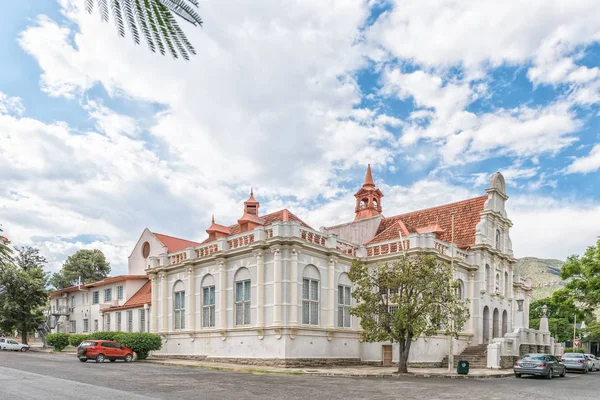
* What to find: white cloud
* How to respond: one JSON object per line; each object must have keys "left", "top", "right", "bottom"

{"left": 565, "top": 144, "right": 600, "bottom": 174}
{"left": 0, "top": 93, "right": 24, "bottom": 116}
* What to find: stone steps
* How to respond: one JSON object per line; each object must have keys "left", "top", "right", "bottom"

{"left": 440, "top": 345, "right": 488, "bottom": 368}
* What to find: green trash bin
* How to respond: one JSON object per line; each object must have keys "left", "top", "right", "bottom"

{"left": 457, "top": 360, "right": 469, "bottom": 374}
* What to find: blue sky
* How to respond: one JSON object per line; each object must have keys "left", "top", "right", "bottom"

{"left": 1, "top": 0, "right": 599, "bottom": 275}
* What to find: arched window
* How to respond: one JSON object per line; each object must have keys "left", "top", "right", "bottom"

{"left": 495, "top": 229, "right": 501, "bottom": 250}
{"left": 456, "top": 279, "right": 464, "bottom": 301}
{"left": 302, "top": 265, "right": 320, "bottom": 325}
{"left": 485, "top": 264, "right": 490, "bottom": 292}
{"left": 495, "top": 273, "right": 500, "bottom": 293}
{"left": 234, "top": 268, "right": 251, "bottom": 326}
{"left": 504, "top": 271, "right": 509, "bottom": 298}
{"left": 173, "top": 280, "right": 185, "bottom": 330}
{"left": 202, "top": 274, "right": 215, "bottom": 328}
{"left": 360, "top": 198, "right": 368, "bottom": 209}
{"left": 338, "top": 273, "right": 351, "bottom": 328}
{"left": 373, "top": 199, "right": 378, "bottom": 209}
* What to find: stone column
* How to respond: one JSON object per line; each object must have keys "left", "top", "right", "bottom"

{"left": 187, "top": 266, "right": 195, "bottom": 331}
{"left": 524, "top": 294, "right": 531, "bottom": 329}
{"left": 327, "top": 257, "right": 337, "bottom": 328}
{"left": 466, "top": 271, "right": 476, "bottom": 333}
{"left": 218, "top": 259, "right": 227, "bottom": 330}
{"left": 272, "top": 246, "right": 283, "bottom": 326}
{"left": 150, "top": 274, "right": 159, "bottom": 333}
{"left": 160, "top": 272, "right": 168, "bottom": 332}
{"left": 289, "top": 247, "right": 300, "bottom": 326}
{"left": 254, "top": 250, "right": 265, "bottom": 327}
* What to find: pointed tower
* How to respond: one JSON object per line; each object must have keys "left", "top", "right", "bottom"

{"left": 354, "top": 164, "right": 384, "bottom": 221}
{"left": 206, "top": 215, "right": 231, "bottom": 241}
{"left": 237, "top": 188, "right": 264, "bottom": 232}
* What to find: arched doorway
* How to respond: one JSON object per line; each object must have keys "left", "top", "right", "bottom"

{"left": 482, "top": 306, "right": 490, "bottom": 344}
{"left": 502, "top": 310, "right": 508, "bottom": 336}
{"left": 492, "top": 308, "right": 499, "bottom": 338}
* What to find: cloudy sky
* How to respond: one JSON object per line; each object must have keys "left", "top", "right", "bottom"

{"left": 1, "top": 0, "right": 599, "bottom": 276}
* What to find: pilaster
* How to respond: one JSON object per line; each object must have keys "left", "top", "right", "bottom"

{"left": 218, "top": 258, "right": 227, "bottom": 330}
{"left": 254, "top": 250, "right": 265, "bottom": 327}
{"left": 272, "top": 245, "right": 283, "bottom": 326}
{"left": 327, "top": 256, "right": 337, "bottom": 329}
{"left": 160, "top": 272, "right": 168, "bottom": 332}
{"left": 187, "top": 266, "right": 195, "bottom": 331}
{"left": 150, "top": 273, "right": 159, "bottom": 333}
{"left": 289, "top": 247, "right": 300, "bottom": 326}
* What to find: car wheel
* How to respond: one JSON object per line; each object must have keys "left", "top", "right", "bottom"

{"left": 124, "top": 353, "right": 133, "bottom": 363}
{"left": 583, "top": 367, "right": 588, "bottom": 374}
{"left": 95, "top": 354, "right": 105, "bottom": 363}
{"left": 560, "top": 367, "right": 566, "bottom": 377}
{"left": 20, "top": 347, "right": 28, "bottom": 352}
{"left": 79, "top": 358, "right": 87, "bottom": 362}
{"left": 110, "top": 359, "right": 116, "bottom": 362}
{"left": 545, "top": 369, "right": 553, "bottom": 379}
{"left": 514, "top": 373, "right": 521, "bottom": 378}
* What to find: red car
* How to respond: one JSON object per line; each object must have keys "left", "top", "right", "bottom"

{"left": 77, "top": 340, "right": 134, "bottom": 363}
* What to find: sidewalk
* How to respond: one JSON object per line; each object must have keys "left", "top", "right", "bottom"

{"left": 142, "top": 357, "right": 514, "bottom": 379}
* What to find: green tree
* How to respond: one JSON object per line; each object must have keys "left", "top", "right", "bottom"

{"left": 0, "top": 226, "right": 12, "bottom": 267}
{"left": 0, "top": 247, "right": 49, "bottom": 344}
{"left": 86, "top": 0, "right": 202, "bottom": 60}
{"left": 349, "top": 255, "right": 469, "bottom": 373}
{"left": 50, "top": 249, "right": 111, "bottom": 289}
{"left": 551, "top": 237, "right": 600, "bottom": 316}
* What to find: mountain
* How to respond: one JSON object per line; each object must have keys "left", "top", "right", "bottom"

{"left": 514, "top": 257, "right": 565, "bottom": 300}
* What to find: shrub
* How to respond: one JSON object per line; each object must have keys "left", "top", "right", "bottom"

{"left": 113, "top": 332, "right": 162, "bottom": 360}
{"left": 563, "top": 347, "right": 586, "bottom": 354}
{"left": 46, "top": 333, "right": 70, "bottom": 351}
{"left": 87, "top": 331, "right": 119, "bottom": 341}
{"left": 68, "top": 334, "right": 89, "bottom": 347}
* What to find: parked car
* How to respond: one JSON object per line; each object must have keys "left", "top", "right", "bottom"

{"left": 77, "top": 340, "right": 134, "bottom": 363}
{"left": 562, "top": 352, "right": 589, "bottom": 373}
{"left": 0, "top": 338, "right": 30, "bottom": 352}
{"left": 513, "top": 353, "right": 566, "bottom": 379}
{"left": 584, "top": 354, "right": 600, "bottom": 371}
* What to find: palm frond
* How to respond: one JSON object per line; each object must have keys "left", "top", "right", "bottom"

{"left": 87, "top": 0, "right": 202, "bottom": 60}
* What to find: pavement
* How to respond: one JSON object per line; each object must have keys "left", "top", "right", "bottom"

{"left": 28, "top": 345, "right": 512, "bottom": 378}
{"left": 2, "top": 351, "right": 600, "bottom": 400}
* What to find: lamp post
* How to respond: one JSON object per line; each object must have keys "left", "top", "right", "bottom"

{"left": 448, "top": 211, "right": 455, "bottom": 373}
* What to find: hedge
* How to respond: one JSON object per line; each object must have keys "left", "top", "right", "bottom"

{"left": 68, "top": 334, "right": 89, "bottom": 348}
{"left": 86, "top": 331, "right": 119, "bottom": 341}
{"left": 113, "top": 332, "right": 162, "bottom": 360}
{"left": 563, "top": 347, "right": 586, "bottom": 353}
{"left": 46, "top": 333, "right": 70, "bottom": 351}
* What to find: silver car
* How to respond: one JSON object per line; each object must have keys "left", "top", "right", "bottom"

{"left": 514, "top": 353, "right": 566, "bottom": 379}
{"left": 0, "top": 338, "right": 30, "bottom": 352}
{"left": 584, "top": 354, "right": 600, "bottom": 371}
{"left": 562, "top": 352, "right": 589, "bottom": 373}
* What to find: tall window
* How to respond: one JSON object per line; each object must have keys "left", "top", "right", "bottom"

{"left": 485, "top": 265, "right": 490, "bottom": 292}
{"left": 456, "top": 279, "right": 464, "bottom": 300}
{"left": 495, "top": 229, "right": 501, "bottom": 250}
{"left": 83, "top": 319, "right": 89, "bottom": 332}
{"left": 104, "top": 288, "right": 112, "bottom": 302}
{"left": 117, "top": 312, "right": 122, "bottom": 331}
{"left": 235, "top": 280, "right": 251, "bottom": 326}
{"left": 495, "top": 273, "right": 500, "bottom": 293}
{"left": 117, "top": 286, "right": 124, "bottom": 300}
{"left": 203, "top": 285, "right": 216, "bottom": 328}
{"left": 70, "top": 320, "right": 76, "bottom": 333}
{"left": 71, "top": 295, "right": 76, "bottom": 308}
{"left": 127, "top": 310, "right": 133, "bottom": 332}
{"left": 94, "top": 319, "right": 98, "bottom": 332}
{"left": 92, "top": 291, "right": 99, "bottom": 304}
{"left": 105, "top": 313, "right": 111, "bottom": 331}
{"left": 139, "top": 309, "right": 146, "bottom": 332}
{"left": 174, "top": 282, "right": 186, "bottom": 330}
{"left": 302, "top": 279, "right": 320, "bottom": 325}
{"left": 504, "top": 271, "right": 509, "bottom": 298}
{"left": 338, "top": 285, "right": 351, "bottom": 328}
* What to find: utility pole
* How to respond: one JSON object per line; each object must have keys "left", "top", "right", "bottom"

{"left": 448, "top": 211, "right": 455, "bottom": 373}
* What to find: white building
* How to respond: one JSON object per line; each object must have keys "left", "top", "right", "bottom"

{"left": 51, "top": 168, "right": 553, "bottom": 367}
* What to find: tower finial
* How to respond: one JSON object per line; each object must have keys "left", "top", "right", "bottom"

{"left": 211, "top": 214, "right": 215, "bottom": 224}
{"left": 250, "top": 187, "right": 254, "bottom": 197}
{"left": 363, "top": 164, "right": 375, "bottom": 188}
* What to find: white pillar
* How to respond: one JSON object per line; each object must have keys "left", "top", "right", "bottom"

{"left": 254, "top": 250, "right": 265, "bottom": 327}
{"left": 187, "top": 266, "right": 195, "bottom": 331}
{"left": 289, "top": 247, "right": 300, "bottom": 326}
{"left": 218, "top": 259, "right": 227, "bottom": 330}
{"left": 466, "top": 271, "right": 475, "bottom": 333}
{"left": 327, "top": 257, "right": 337, "bottom": 328}
{"left": 150, "top": 274, "right": 158, "bottom": 333}
{"left": 524, "top": 294, "right": 531, "bottom": 329}
{"left": 160, "top": 272, "right": 168, "bottom": 332}
{"left": 272, "top": 246, "right": 283, "bottom": 326}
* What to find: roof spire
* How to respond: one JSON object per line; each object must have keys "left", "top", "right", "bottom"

{"left": 211, "top": 214, "right": 215, "bottom": 224}
{"left": 250, "top": 187, "right": 254, "bottom": 197}
{"left": 363, "top": 164, "right": 375, "bottom": 189}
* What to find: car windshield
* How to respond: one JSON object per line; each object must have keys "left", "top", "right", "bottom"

{"left": 522, "top": 355, "right": 545, "bottom": 360}
{"left": 80, "top": 341, "right": 98, "bottom": 347}
{"left": 563, "top": 353, "right": 584, "bottom": 358}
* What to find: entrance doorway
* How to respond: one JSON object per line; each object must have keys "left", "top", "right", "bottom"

{"left": 382, "top": 345, "right": 393, "bottom": 366}
{"left": 483, "top": 306, "right": 490, "bottom": 344}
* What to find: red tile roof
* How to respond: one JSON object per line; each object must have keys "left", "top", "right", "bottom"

{"left": 368, "top": 195, "right": 487, "bottom": 248}
{"left": 106, "top": 280, "right": 152, "bottom": 311}
{"left": 84, "top": 275, "right": 149, "bottom": 288}
{"left": 153, "top": 233, "right": 202, "bottom": 253}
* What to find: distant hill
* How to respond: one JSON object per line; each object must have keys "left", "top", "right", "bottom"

{"left": 514, "top": 257, "right": 565, "bottom": 300}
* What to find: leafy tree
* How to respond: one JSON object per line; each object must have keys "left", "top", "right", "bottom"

{"left": 0, "top": 247, "right": 49, "bottom": 344}
{"left": 0, "top": 226, "right": 12, "bottom": 267}
{"left": 50, "top": 249, "right": 111, "bottom": 289}
{"left": 349, "top": 255, "right": 469, "bottom": 373}
{"left": 86, "top": 0, "right": 202, "bottom": 60}
{"left": 46, "top": 333, "right": 70, "bottom": 351}
{"left": 551, "top": 237, "right": 600, "bottom": 316}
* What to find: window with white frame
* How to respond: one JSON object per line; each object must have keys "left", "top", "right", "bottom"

{"left": 117, "top": 312, "right": 122, "bottom": 331}
{"left": 92, "top": 291, "right": 99, "bottom": 304}
{"left": 71, "top": 295, "right": 76, "bottom": 308}
{"left": 173, "top": 280, "right": 186, "bottom": 330}
{"left": 202, "top": 281, "right": 215, "bottom": 328}
{"left": 104, "top": 288, "right": 112, "bottom": 302}
{"left": 117, "top": 286, "right": 124, "bottom": 300}
{"left": 94, "top": 319, "right": 98, "bottom": 332}
{"left": 139, "top": 309, "right": 145, "bottom": 332}
{"left": 235, "top": 280, "right": 251, "bottom": 326}
{"left": 70, "top": 320, "right": 76, "bottom": 333}
{"left": 105, "top": 313, "right": 111, "bottom": 331}
{"left": 302, "top": 265, "right": 320, "bottom": 325}
{"left": 83, "top": 319, "right": 89, "bottom": 332}
{"left": 127, "top": 310, "right": 133, "bottom": 332}
{"left": 338, "top": 285, "right": 351, "bottom": 328}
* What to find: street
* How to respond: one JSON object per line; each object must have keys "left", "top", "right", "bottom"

{"left": 0, "top": 352, "right": 599, "bottom": 400}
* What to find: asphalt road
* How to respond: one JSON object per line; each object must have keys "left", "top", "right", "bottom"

{"left": 1, "top": 351, "right": 599, "bottom": 400}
